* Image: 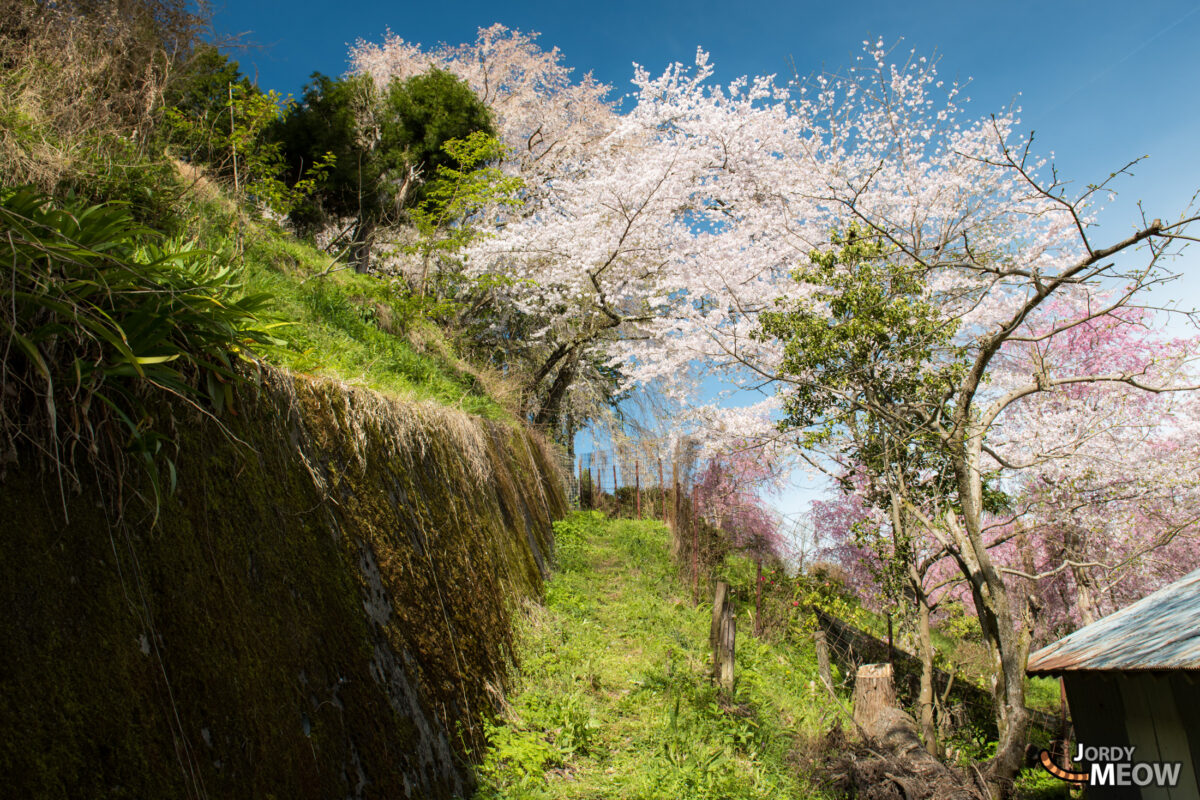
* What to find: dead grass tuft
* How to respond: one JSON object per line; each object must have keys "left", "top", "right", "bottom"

{"left": 0, "top": 0, "right": 205, "bottom": 191}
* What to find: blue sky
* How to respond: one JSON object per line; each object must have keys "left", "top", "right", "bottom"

{"left": 213, "top": 0, "right": 1200, "bottom": 224}
{"left": 212, "top": 1, "right": 1200, "bottom": 518}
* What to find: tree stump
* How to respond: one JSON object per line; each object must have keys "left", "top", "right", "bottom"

{"left": 834, "top": 662, "right": 985, "bottom": 799}
{"left": 853, "top": 663, "right": 897, "bottom": 734}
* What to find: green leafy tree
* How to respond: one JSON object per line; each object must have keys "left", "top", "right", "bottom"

{"left": 759, "top": 230, "right": 968, "bottom": 752}
{"left": 276, "top": 68, "right": 495, "bottom": 272}
{"left": 406, "top": 131, "right": 524, "bottom": 299}
{"left": 161, "top": 45, "right": 252, "bottom": 166}
{"left": 162, "top": 47, "right": 330, "bottom": 215}
{"left": 758, "top": 230, "right": 963, "bottom": 446}
{"left": 760, "top": 229, "right": 1025, "bottom": 765}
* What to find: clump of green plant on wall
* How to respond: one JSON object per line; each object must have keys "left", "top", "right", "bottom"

{"left": 0, "top": 188, "right": 285, "bottom": 515}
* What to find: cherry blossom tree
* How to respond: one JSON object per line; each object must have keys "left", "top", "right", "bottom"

{"left": 346, "top": 31, "right": 1200, "bottom": 789}
{"left": 695, "top": 448, "right": 785, "bottom": 560}
{"left": 752, "top": 93, "right": 1198, "bottom": 796}
{"left": 349, "top": 24, "right": 616, "bottom": 185}
{"left": 692, "top": 445, "right": 785, "bottom": 634}
{"left": 987, "top": 307, "right": 1200, "bottom": 635}
{"left": 582, "top": 44, "right": 1199, "bottom": 792}
{"left": 349, "top": 25, "right": 626, "bottom": 432}
{"left": 808, "top": 298, "right": 1200, "bottom": 763}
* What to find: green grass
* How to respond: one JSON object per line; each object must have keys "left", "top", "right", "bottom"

{"left": 1024, "top": 676, "right": 1064, "bottom": 714}
{"left": 470, "top": 512, "right": 838, "bottom": 800}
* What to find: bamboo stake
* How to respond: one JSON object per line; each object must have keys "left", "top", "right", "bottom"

{"left": 229, "top": 83, "right": 240, "bottom": 197}
{"left": 754, "top": 557, "right": 763, "bottom": 637}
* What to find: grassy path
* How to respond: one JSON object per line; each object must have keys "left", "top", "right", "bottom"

{"left": 471, "top": 512, "right": 836, "bottom": 800}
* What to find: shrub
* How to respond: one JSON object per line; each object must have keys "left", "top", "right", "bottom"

{"left": 275, "top": 69, "right": 495, "bottom": 272}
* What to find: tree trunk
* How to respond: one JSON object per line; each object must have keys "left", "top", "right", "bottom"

{"left": 526, "top": 341, "right": 573, "bottom": 402}
{"left": 533, "top": 349, "right": 580, "bottom": 431}
{"left": 915, "top": 591, "right": 939, "bottom": 756}
{"left": 950, "top": 429, "right": 1031, "bottom": 799}
{"left": 1065, "top": 528, "right": 1101, "bottom": 626}
{"left": 565, "top": 411, "right": 576, "bottom": 461}
{"left": 350, "top": 215, "right": 375, "bottom": 274}
{"left": 658, "top": 459, "right": 667, "bottom": 526}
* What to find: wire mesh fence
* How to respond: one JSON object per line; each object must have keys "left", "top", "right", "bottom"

{"left": 572, "top": 435, "right": 706, "bottom": 514}
{"left": 814, "top": 609, "right": 1062, "bottom": 740}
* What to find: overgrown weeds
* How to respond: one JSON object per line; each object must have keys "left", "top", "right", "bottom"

{"left": 0, "top": 187, "right": 282, "bottom": 517}
{"left": 202, "top": 201, "right": 513, "bottom": 418}
{"left": 0, "top": 0, "right": 204, "bottom": 197}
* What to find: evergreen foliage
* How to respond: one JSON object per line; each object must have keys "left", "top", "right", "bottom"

{"left": 275, "top": 68, "right": 496, "bottom": 271}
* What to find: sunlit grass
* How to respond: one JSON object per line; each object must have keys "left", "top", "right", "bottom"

{"left": 471, "top": 512, "right": 837, "bottom": 800}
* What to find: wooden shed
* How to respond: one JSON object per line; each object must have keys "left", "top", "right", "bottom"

{"left": 1027, "top": 567, "right": 1200, "bottom": 800}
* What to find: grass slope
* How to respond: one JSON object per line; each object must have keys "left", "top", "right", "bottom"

{"left": 472, "top": 512, "right": 838, "bottom": 800}
{"left": 177, "top": 187, "right": 513, "bottom": 420}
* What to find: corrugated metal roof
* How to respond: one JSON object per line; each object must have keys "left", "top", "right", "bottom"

{"left": 1027, "top": 567, "right": 1200, "bottom": 675}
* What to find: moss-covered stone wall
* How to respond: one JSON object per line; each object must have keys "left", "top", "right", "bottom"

{"left": 0, "top": 371, "right": 566, "bottom": 799}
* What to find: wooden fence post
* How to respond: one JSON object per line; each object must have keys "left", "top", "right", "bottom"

{"left": 718, "top": 606, "right": 735, "bottom": 692}
{"left": 691, "top": 482, "right": 700, "bottom": 605}
{"left": 887, "top": 613, "right": 895, "bottom": 672}
{"left": 814, "top": 624, "right": 834, "bottom": 690}
{"left": 672, "top": 462, "right": 681, "bottom": 563}
{"left": 612, "top": 464, "right": 618, "bottom": 505}
{"left": 672, "top": 460, "right": 680, "bottom": 531}
{"left": 711, "top": 581, "right": 735, "bottom": 692}
{"left": 754, "top": 557, "right": 763, "bottom": 637}
{"left": 658, "top": 458, "right": 667, "bottom": 525}
{"left": 710, "top": 581, "right": 728, "bottom": 658}
{"left": 635, "top": 461, "right": 641, "bottom": 519}
{"left": 1055, "top": 677, "right": 1071, "bottom": 769}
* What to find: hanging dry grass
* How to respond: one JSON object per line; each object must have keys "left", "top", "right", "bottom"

{"left": 269, "top": 370, "right": 495, "bottom": 494}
